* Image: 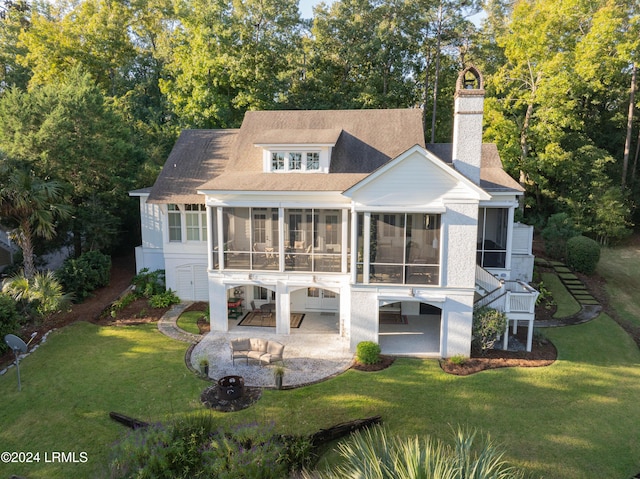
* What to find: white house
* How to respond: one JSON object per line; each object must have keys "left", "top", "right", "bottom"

{"left": 131, "top": 66, "right": 538, "bottom": 357}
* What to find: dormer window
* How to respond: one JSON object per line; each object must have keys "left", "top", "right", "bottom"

{"left": 307, "top": 152, "right": 319, "bottom": 170}
{"left": 255, "top": 128, "right": 341, "bottom": 173}
{"left": 271, "top": 152, "right": 285, "bottom": 170}
{"left": 269, "top": 150, "right": 322, "bottom": 172}
{"left": 289, "top": 152, "right": 302, "bottom": 170}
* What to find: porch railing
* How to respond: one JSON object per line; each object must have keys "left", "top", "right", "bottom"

{"left": 504, "top": 281, "right": 539, "bottom": 314}
{"left": 475, "top": 265, "right": 539, "bottom": 315}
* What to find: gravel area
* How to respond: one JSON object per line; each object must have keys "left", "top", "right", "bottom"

{"left": 190, "top": 331, "right": 354, "bottom": 388}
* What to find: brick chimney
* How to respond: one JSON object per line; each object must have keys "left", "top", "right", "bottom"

{"left": 452, "top": 66, "right": 485, "bottom": 185}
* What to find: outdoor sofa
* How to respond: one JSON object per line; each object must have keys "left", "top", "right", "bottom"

{"left": 230, "top": 338, "right": 285, "bottom": 366}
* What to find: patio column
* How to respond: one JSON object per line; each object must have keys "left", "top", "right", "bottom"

{"left": 276, "top": 282, "right": 290, "bottom": 335}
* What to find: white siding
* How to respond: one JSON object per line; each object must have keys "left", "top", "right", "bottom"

{"left": 349, "top": 151, "right": 479, "bottom": 207}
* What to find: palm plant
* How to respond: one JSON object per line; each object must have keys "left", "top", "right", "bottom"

{"left": 0, "top": 164, "right": 71, "bottom": 279}
{"left": 308, "top": 425, "right": 526, "bottom": 479}
{"left": 2, "top": 271, "right": 71, "bottom": 320}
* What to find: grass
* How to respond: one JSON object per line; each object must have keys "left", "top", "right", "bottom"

{"left": 2, "top": 245, "right": 640, "bottom": 478}
{"left": 540, "top": 272, "right": 581, "bottom": 318}
{"left": 598, "top": 242, "right": 640, "bottom": 328}
{"left": 176, "top": 309, "right": 205, "bottom": 335}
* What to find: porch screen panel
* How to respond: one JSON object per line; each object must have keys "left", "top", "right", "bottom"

{"left": 252, "top": 207, "right": 279, "bottom": 270}
{"left": 370, "top": 214, "right": 403, "bottom": 283}
{"left": 366, "top": 213, "right": 441, "bottom": 285}
{"left": 315, "top": 210, "right": 341, "bottom": 272}
{"left": 285, "top": 209, "right": 310, "bottom": 271}
{"left": 405, "top": 214, "right": 440, "bottom": 285}
{"left": 223, "top": 207, "right": 250, "bottom": 269}
{"left": 477, "top": 208, "right": 507, "bottom": 268}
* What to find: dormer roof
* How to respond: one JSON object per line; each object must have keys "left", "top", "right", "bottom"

{"left": 253, "top": 128, "right": 342, "bottom": 147}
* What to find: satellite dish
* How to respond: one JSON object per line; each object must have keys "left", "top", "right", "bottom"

{"left": 5, "top": 334, "right": 27, "bottom": 354}
{"left": 4, "top": 334, "right": 29, "bottom": 391}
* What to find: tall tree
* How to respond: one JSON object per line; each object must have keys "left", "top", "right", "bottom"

{"left": 0, "top": 0, "right": 31, "bottom": 90}
{"left": 480, "top": 0, "right": 637, "bottom": 241}
{"left": 160, "top": 0, "right": 303, "bottom": 128}
{"left": 0, "top": 162, "right": 71, "bottom": 278}
{"left": 0, "top": 68, "right": 144, "bottom": 255}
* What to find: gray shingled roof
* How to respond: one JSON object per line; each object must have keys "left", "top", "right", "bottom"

{"left": 146, "top": 110, "right": 521, "bottom": 202}
{"left": 427, "top": 143, "right": 524, "bottom": 193}
{"left": 147, "top": 129, "right": 238, "bottom": 204}
{"left": 198, "top": 109, "right": 425, "bottom": 192}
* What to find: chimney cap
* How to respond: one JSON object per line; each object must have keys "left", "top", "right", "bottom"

{"left": 456, "top": 65, "right": 484, "bottom": 93}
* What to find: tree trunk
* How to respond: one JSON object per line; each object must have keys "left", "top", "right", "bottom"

{"left": 422, "top": 44, "right": 432, "bottom": 136}
{"left": 430, "top": 2, "right": 443, "bottom": 144}
{"left": 622, "top": 63, "right": 636, "bottom": 189}
{"left": 18, "top": 221, "right": 35, "bottom": 279}
{"left": 631, "top": 127, "right": 640, "bottom": 184}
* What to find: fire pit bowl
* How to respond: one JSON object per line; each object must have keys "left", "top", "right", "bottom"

{"left": 218, "top": 375, "right": 244, "bottom": 400}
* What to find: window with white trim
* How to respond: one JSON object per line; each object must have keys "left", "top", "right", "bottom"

{"left": 306, "top": 152, "right": 319, "bottom": 170}
{"left": 271, "top": 152, "right": 285, "bottom": 170}
{"left": 269, "top": 150, "right": 321, "bottom": 172}
{"left": 185, "top": 204, "right": 207, "bottom": 241}
{"left": 168, "top": 204, "right": 182, "bottom": 242}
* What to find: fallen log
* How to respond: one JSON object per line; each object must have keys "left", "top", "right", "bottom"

{"left": 109, "top": 411, "right": 149, "bottom": 430}
{"left": 310, "top": 415, "right": 382, "bottom": 447}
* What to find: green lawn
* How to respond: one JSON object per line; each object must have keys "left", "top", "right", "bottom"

{"left": 598, "top": 242, "right": 640, "bottom": 328}
{"left": 540, "top": 271, "right": 581, "bottom": 318}
{"left": 2, "top": 245, "right": 640, "bottom": 478}
{"left": 176, "top": 309, "right": 205, "bottom": 335}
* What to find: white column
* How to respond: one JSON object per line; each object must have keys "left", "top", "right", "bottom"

{"left": 278, "top": 208, "right": 285, "bottom": 271}
{"left": 276, "top": 282, "right": 290, "bottom": 335}
{"left": 341, "top": 208, "right": 349, "bottom": 273}
{"left": 217, "top": 206, "right": 225, "bottom": 269}
{"left": 363, "top": 212, "right": 371, "bottom": 284}
{"left": 505, "top": 206, "right": 515, "bottom": 273}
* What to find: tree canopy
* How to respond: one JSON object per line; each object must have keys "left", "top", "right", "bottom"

{"left": 0, "top": 0, "right": 637, "bottom": 261}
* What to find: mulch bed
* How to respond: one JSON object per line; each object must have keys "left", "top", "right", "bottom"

{"left": 440, "top": 333, "right": 557, "bottom": 376}
{"left": 351, "top": 355, "right": 396, "bottom": 371}
{"left": 200, "top": 385, "right": 262, "bottom": 412}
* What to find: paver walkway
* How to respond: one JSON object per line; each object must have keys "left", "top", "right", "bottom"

{"left": 157, "top": 302, "right": 201, "bottom": 343}
{"left": 534, "top": 258, "right": 602, "bottom": 327}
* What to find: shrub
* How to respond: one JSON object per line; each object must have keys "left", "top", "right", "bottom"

{"left": 448, "top": 354, "right": 467, "bottom": 366}
{"left": 109, "top": 292, "right": 137, "bottom": 318}
{"left": 148, "top": 289, "right": 181, "bottom": 309}
{"left": 0, "top": 293, "right": 21, "bottom": 353}
{"left": 2, "top": 271, "right": 71, "bottom": 321}
{"left": 356, "top": 341, "right": 381, "bottom": 365}
{"left": 472, "top": 307, "right": 507, "bottom": 354}
{"left": 566, "top": 235, "right": 601, "bottom": 275}
{"left": 541, "top": 213, "right": 579, "bottom": 260}
{"left": 306, "top": 425, "right": 526, "bottom": 479}
{"left": 110, "top": 416, "right": 295, "bottom": 479}
{"left": 131, "top": 268, "right": 166, "bottom": 298}
{"left": 57, "top": 250, "right": 111, "bottom": 301}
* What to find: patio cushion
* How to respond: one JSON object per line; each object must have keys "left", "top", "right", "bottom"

{"left": 250, "top": 338, "right": 268, "bottom": 353}
{"left": 232, "top": 338, "right": 251, "bottom": 351}
{"left": 267, "top": 341, "right": 284, "bottom": 360}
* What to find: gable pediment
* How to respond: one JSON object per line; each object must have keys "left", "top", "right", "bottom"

{"left": 343, "top": 145, "right": 489, "bottom": 207}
